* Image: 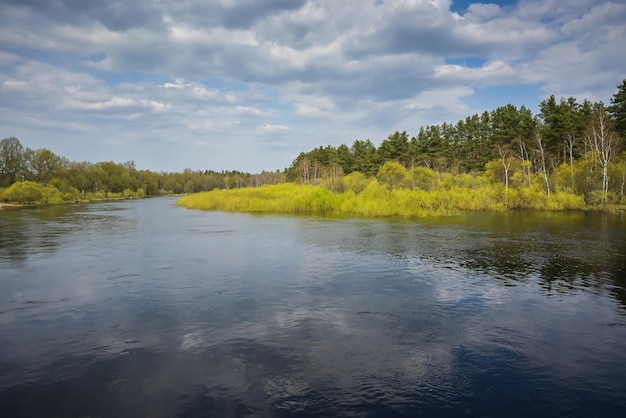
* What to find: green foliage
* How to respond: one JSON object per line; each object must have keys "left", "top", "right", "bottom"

{"left": 378, "top": 131, "right": 411, "bottom": 167}
{"left": 609, "top": 79, "right": 626, "bottom": 141}
{"left": 0, "top": 137, "right": 25, "bottom": 186}
{"left": 0, "top": 140, "right": 288, "bottom": 204}
{"left": 23, "top": 148, "right": 63, "bottom": 183}
{"left": 377, "top": 161, "right": 411, "bottom": 190}
{"left": 350, "top": 139, "right": 379, "bottom": 176}
{"left": 5, "top": 82, "right": 626, "bottom": 213}
{"left": 13, "top": 181, "right": 70, "bottom": 203}
{"left": 177, "top": 175, "right": 587, "bottom": 218}
{"left": 411, "top": 166, "right": 438, "bottom": 190}
{"left": 342, "top": 171, "right": 368, "bottom": 193}
{"left": 2, "top": 181, "right": 43, "bottom": 203}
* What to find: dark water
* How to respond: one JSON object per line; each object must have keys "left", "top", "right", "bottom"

{"left": 1, "top": 197, "right": 625, "bottom": 417}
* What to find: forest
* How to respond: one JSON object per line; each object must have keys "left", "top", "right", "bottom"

{"left": 0, "top": 140, "right": 285, "bottom": 204}
{"left": 3, "top": 80, "right": 626, "bottom": 213}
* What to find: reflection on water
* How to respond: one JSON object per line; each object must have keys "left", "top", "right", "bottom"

{"left": 1, "top": 199, "right": 625, "bottom": 417}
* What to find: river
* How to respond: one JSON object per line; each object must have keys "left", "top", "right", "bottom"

{"left": 1, "top": 197, "right": 625, "bottom": 417}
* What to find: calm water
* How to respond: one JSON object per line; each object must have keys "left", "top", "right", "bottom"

{"left": 1, "top": 197, "right": 625, "bottom": 417}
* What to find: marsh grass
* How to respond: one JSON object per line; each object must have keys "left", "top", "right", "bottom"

{"left": 177, "top": 179, "right": 590, "bottom": 217}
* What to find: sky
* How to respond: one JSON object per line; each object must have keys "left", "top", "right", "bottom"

{"left": 1, "top": 0, "right": 625, "bottom": 173}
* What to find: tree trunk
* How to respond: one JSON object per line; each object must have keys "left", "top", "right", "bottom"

{"left": 535, "top": 130, "right": 550, "bottom": 201}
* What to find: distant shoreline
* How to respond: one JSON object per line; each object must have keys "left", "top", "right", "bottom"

{"left": 177, "top": 183, "right": 626, "bottom": 218}
{"left": 0, "top": 196, "right": 146, "bottom": 209}
{"left": 0, "top": 203, "right": 20, "bottom": 209}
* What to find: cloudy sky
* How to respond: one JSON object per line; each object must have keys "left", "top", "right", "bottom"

{"left": 1, "top": 0, "right": 624, "bottom": 172}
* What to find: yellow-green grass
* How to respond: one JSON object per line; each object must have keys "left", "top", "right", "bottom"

{"left": 177, "top": 181, "right": 590, "bottom": 218}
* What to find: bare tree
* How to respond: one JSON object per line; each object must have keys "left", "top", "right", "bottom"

{"left": 517, "top": 136, "right": 531, "bottom": 187}
{"left": 563, "top": 132, "right": 576, "bottom": 189}
{"left": 620, "top": 158, "right": 626, "bottom": 203}
{"left": 497, "top": 144, "right": 514, "bottom": 196}
{"left": 297, "top": 157, "right": 310, "bottom": 183}
{"left": 584, "top": 107, "right": 619, "bottom": 202}
{"left": 535, "top": 129, "right": 550, "bottom": 200}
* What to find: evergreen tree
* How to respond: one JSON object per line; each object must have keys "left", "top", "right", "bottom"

{"left": 350, "top": 139, "right": 378, "bottom": 176}
{"left": 336, "top": 144, "right": 354, "bottom": 174}
{"left": 608, "top": 79, "right": 626, "bottom": 141}
{"left": 378, "top": 131, "right": 410, "bottom": 167}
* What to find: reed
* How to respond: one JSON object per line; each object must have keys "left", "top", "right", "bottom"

{"left": 177, "top": 179, "right": 589, "bottom": 217}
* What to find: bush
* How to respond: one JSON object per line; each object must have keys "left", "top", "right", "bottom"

{"left": 2, "top": 181, "right": 43, "bottom": 203}
{"left": 342, "top": 171, "right": 368, "bottom": 193}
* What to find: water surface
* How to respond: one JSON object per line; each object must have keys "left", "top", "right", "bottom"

{"left": 1, "top": 198, "right": 625, "bottom": 417}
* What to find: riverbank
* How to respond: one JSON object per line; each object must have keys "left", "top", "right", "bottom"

{"left": 177, "top": 182, "right": 624, "bottom": 217}
{"left": 0, "top": 195, "right": 149, "bottom": 210}
{"left": 0, "top": 203, "right": 21, "bottom": 209}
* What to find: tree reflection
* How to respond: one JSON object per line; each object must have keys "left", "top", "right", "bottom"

{"left": 301, "top": 211, "right": 626, "bottom": 311}
{"left": 0, "top": 207, "right": 69, "bottom": 263}
{"left": 0, "top": 204, "right": 129, "bottom": 265}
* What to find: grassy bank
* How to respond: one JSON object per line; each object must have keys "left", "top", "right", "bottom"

{"left": 0, "top": 180, "right": 147, "bottom": 206}
{"left": 177, "top": 180, "right": 592, "bottom": 218}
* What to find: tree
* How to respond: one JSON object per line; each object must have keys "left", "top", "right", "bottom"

{"left": 377, "top": 161, "right": 410, "bottom": 191}
{"left": 296, "top": 155, "right": 311, "bottom": 183}
{"left": 455, "top": 114, "right": 490, "bottom": 172}
{"left": 65, "top": 161, "right": 93, "bottom": 194}
{"left": 24, "top": 148, "right": 62, "bottom": 184}
{"left": 351, "top": 139, "right": 378, "bottom": 176}
{"left": 538, "top": 96, "right": 592, "bottom": 165}
{"left": 584, "top": 105, "right": 619, "bottom": 203}
{"left": 325, "top": 162, "right": 344, "bottom": 192}
{"left": 342, "top": 171, "right": 368, "bottom": 193}
{"left": 378, "top": 131, "right": 410, "bottom": 167}
{"left": 411, "top": 125, "right": 452, "bottom": 171}
{"left": 608, "top": 79, "right": 626, "bottom": 141}
{"left": 517, "top": 135, "right": 532, "bottom": 187}
{"left": 539, "top": 95, "right": 561, "bottom": 159}
{"left": 336, "top": 144, "right": 354, "bottom": 174}
{"left": 2, "top": 180, "right": 42, "bottom": 203}
{"left": 496, "top": 144, "right": 515, "bottom": 195}
{"left": 0, "top": 137, "right": 25, "bottom": 186}
{"left": 137, "top": 169, "right": 161, "bottom": 195}
{"left": 491, "top": 104, "right": 533, "bottom": 147}
{"left": 535, "top": 129, "right": 551, "bottom": 200}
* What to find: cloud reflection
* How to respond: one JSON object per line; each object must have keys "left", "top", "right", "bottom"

{"left": 1, "top": 203, "right": 626, "bottom": 416}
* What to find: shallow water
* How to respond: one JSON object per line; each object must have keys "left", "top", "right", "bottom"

{"left": 1, "top": 197, "right": 625, "bottom": 417}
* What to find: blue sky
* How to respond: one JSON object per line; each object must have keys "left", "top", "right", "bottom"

{"left": 1, "top": 0, "right": 624, "bottom": 173}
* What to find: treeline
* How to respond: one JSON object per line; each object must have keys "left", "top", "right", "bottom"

{"left": 4, "top": 80, "right": 626, "bottom": 208}
{"left": 0, "top": 138, "right": 285, "bottom": 204}
{"left": 286, "top": 80, "right": 626, "bottom": 206}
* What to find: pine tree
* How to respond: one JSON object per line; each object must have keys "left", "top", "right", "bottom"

{"left": 608, "top": 79, "right": 626, "bottom": 141}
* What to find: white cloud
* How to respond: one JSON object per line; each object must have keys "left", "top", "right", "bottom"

{"left": 294, "top": 103, "right": 337, "bottom": 119}
{"left": 2, "top": 79, "right": 30, "bottom": 90}
{"left": 465, "top": 3, "right": 504, "bottom": 20}
{"left": 62, "top": 96, "right": 136, "bottom": 111}
{"left": 0, "top": 0, "right": 623, "bottom": 172}
{"left": 259, "top": 124, "right": 291, "bottom": 133}
{"left": 161, "top": 78, "right": 188, "bottom": 89}
{"left": 435, "top": 60, "right": 516, "bottom": 85}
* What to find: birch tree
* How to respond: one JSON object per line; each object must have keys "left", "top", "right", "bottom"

{"left": 535, "top": 129, "right": 550, "bottom": 200}
{"left": 584, "top": 106, "right": 619, "bottom": 202}
{"left": 497, "top": 144, "right": 514, "bottom": 195}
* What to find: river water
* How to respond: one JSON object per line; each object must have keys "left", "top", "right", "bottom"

{"left": 1, "top": 197, "right": 625, "bottom": 417}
